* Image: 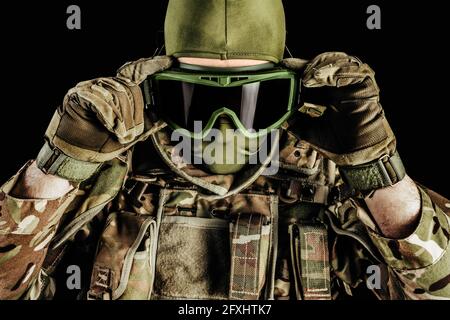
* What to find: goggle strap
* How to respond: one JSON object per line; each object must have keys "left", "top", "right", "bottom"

{"left": 178, "top": 62, "right": 276, "bottom": 73}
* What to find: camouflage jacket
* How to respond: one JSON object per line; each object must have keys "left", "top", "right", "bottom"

{"left": 1, "top": 127, "right": 449, "bottom": 300}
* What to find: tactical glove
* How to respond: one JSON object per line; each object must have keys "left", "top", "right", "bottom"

{"left": 36, "top": 56, "right": 173, "bottom": 182}
{"left": 288, "top": 52, "right": 405, "bottom": 192}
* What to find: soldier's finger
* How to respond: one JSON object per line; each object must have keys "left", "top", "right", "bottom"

{"left": 280, "top": 58, "right": 310, "bottom": 72}
{"left": 65, "top": 78, "right": 144, "bottom": 145}
{"left": 117, "top": 56, "right": 173, "bottom": 85}
{"left": 303, "top": 61, "right": 374, "bottom": 88}
{"left": 305, "top": 52, "right": 350, "bottom": 71}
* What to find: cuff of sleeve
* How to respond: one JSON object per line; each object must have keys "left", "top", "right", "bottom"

{"left": 339, "top": 151, "right": 406, "bottom": 193}
{"left": 1, "top": 164, "right": 77, "bottom": 299}
{"left": 367, "top": 186, "right": 450, "bottom": 271}
{"left": 1, "top": 161, "right": 77, "bottom": 232}
{"left": 36, "top": 141, "right": 102, "bottom": 183}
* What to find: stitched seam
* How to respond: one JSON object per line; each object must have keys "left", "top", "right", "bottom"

{"left": 224, "top": 0, "right": 228, "bottom": 47}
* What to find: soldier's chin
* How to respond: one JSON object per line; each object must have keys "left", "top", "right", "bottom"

{"left": 204, "top": 163, "right": 246, "bottom": 175}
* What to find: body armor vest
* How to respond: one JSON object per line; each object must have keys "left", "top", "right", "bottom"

{"left": 42, "top": 128, "right": 384, "bottom": 300}
{"left": 85, "top": 128, "right": 340, "bottom": 300}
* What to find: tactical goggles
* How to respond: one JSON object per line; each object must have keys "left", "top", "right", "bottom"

{"left": 143, "top": 63, "right": 300, "bottom": 139}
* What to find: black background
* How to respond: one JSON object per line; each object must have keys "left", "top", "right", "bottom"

{"left": 1, "top": 0, "right": 448, "bottom": 196}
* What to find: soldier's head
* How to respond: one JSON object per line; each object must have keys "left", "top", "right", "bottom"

{"left": 154, "top": 0, "right": 298, "bottom": 174}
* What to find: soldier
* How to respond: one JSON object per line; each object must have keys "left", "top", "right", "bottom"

{"left": 1, "top": 0, "right": 449, "bottom": 300}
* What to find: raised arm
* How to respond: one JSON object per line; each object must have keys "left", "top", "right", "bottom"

{"left": 0, "top": 56, "right": 173, "bottom": 299}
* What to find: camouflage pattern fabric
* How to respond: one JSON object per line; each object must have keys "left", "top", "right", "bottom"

{"left": 289, "top": 223, "right": 331, "bottom": 300}
{"left": 327, "top": 188, "right": 450, "bottom": 300}
{"left": 2, "top": 130, "right": 450, "bottom": 300}
{"left": 277, "top": 130, "right": 336, "bottom": 204}
{"left": 291, "top": 52, "right": 397, "bottom": 167}
{"left": 87, "top": 211, "right": 156, "bottom": 300}
{"left": 149, "top": 188, "right": 276, "bottom": 300}
{"left": 50, "top": 157, "right": 129, "bottom": 249}
{"left": 0, "top": 162, "right": 77, "bottom": 299}
{"left": 152, "top": 188, "right": 231, "bottom": 300}
{"left": 2, "top": 55, "right": 450, "bottom": 300}
{"left": 36, "top": 56, "right": 172, "bottom": 183}
{"left": 0, "top": 157, "right": 127, "bottom": 300}
{"left": 229, "top": 213, "right": 270, "bottom": 300}
{"left": 366, "top": 188, "right": 450, "bottom": 299}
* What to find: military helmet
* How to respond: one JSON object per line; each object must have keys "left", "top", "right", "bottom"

{"left": 161, "top": 0, "right": 289, "bottom": 174}
{"left": 164, "top": 0, "right": 286, "bottom": 63}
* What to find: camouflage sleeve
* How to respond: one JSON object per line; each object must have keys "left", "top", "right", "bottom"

{"left": 366, "top": 186, "right": 450, "bottom": 299}
{"left": 0, "top": 162, "right": 77, "bottom": 300}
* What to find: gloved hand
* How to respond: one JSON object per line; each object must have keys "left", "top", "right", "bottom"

{"left": 36, "top": 56, "right": 173, "bottom": 182}
{"left": 288, "top": 52, "right": 405, "bottom": 192}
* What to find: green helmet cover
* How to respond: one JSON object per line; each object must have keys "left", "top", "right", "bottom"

{"left": 164, "top": 0, "right": 286, "bottom": 63}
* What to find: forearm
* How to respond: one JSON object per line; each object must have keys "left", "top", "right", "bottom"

{"left": 10, "top": 161, "right": 73, "bottom": 199}
{"left": 365, "top": 175, "right": 421, "bottom": 238}
{"left": 362, "top": 177, "right": 450, "bottom": 299}
{"left": 0, "top": 161, "right": 76, "bottom": 299}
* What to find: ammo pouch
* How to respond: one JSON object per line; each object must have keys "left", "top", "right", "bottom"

{"left": 85, "top": 131, "right": 337, "bottom": 300}
{"left": 288, "top": 222, "right": 331, "bottom": 300}
{"left": 88, "top": 185, "right": 278, "bottom": 300}
{"left": 152, "top": 188, "right": 278, "bottom": 300}
{"left": 87, "top": 211, "right": 156, "bottom": 300}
